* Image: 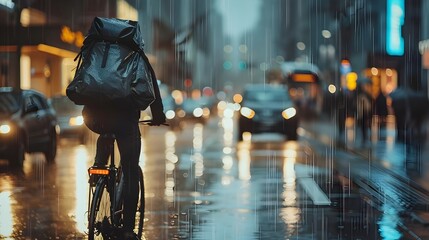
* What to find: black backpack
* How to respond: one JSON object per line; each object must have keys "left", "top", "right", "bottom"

{"left": 66, "top": 17, "right": 160, "bottom": 111}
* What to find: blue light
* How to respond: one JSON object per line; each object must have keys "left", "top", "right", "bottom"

{"left": 386, "top": 0, "right": 405, "bottom": 56}
{"left": 223, "top": 61, "right": 233, "bottom": 70}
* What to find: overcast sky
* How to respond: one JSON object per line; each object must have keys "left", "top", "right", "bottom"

{"left": 216, "top": 0, "right": 261, "bottom": 41}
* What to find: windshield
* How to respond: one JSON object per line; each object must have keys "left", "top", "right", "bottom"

{"left": 0, "top": 92, "right": 22, "bottom": 114}
{"left": 245, "top": 89, "right": 290, "bottom": 102}
{"left": 50, "top": 96, "right": 82, "bottom": 114}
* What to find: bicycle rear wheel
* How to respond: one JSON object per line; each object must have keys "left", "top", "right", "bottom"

{"left": 88, "top": 177, "right": 113, "bottom": 240}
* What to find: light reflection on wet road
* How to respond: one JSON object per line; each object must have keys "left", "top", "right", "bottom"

{"left": 0, "top": 115, "right": 428, "bottom": 239}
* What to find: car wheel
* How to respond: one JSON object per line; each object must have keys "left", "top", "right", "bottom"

{"left": 44, "top": 129, "right": 57, "bottom": 162}
{"left": 285, "top": 129, "right": 298, "bottom": 141}
{"left": 9, "top": 136, "right": 25, "bottom": 167}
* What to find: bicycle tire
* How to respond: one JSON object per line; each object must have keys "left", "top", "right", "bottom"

{"left": 88, "top": 177, "right": 113, "bottom": 240}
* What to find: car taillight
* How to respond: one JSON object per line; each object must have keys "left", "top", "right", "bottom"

{"left": 88, "top": 168, "right": 109, "bottom": 175}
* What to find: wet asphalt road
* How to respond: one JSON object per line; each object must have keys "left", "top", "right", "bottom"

{"left": 1, "top": 114, "right": 429, "bottom": 239}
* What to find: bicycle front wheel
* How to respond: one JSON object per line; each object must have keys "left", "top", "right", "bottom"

{"left": 88, "top": 177, "right": 113, "bottom": 240}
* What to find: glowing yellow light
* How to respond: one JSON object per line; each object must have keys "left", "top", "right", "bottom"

{"left": 233, "top": 94, "right": 243, "bottom": 103}
{"left": 37, "top": 44, "right": 76, "bottom": 58}
{"left": 171, "top": 90, "right": 183, "bottom": 104}
{"left": 242, "top": 132, "right": 252, "bottom": 142}
{"left": 0, "top": 191, "right": 13, "bottom": 237}
{"left": 346, "top": 72, "right": 358, "bottom": 91}
{"left": 386, "top": 68, "right": 393, "bottom": 77}
{"left": 202, "top": 108, "right": 210, "bottom": 117}
{"left": 328, "top": 84, "right": 336, "bottom": 94}
{"left": 69, "top": 116, "right": 84, "bottom": 126}
{"left": 371, "top": 67, "right": 379, "bottom": 76}
{"left": 88, "top": 168, "right": 109, "bottom": 175}
{"left": 177, "top": 109, "right": 186, "bottom": 118}
{"left": 217, "top": 101, "right": 227, "bottom": 110}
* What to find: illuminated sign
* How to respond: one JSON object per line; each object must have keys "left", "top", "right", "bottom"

{"left": 291, "top": 73, "right": 317, "bottom": 83}
{"left": 386, "top": 0, "right": 404, "bottom": 56}
{"left": 340, "top": 59, "right": 351, "bottom": 75}
{"left": 61, "top": 26, "right": 84, "bottom": 48}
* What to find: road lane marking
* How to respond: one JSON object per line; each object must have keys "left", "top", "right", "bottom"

{"left": 299, "top": 177, "right": 331, "bottom": 206}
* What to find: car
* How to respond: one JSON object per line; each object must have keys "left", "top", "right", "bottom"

{"left": 0, "top": 87, "right": 58, "bottom": 166}
{"left": 49, "top": 95, "right": 88, "bottom": 144}
{"left": 237, "top": 84, "right": 299, "bottom": 141}
{"left": 177, "top": 98, "right": 211, "bottom": 123}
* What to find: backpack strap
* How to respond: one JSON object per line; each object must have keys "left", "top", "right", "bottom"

{"left": 74, "top": 37, "right": 97, "bottom": 71}
{"left": 101, "top": 42, "right": 111, "bottom": 68}
{"left": 137, "top": 48, "right": 164, "bottom": 112}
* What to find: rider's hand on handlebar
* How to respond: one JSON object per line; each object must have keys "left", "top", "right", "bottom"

{"left": 148, "top": 112, "right": 166, "bottom": 126}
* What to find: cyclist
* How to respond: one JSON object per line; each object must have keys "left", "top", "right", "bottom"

{"left": 83, "top": 93, "right": 166, "bottom": 239}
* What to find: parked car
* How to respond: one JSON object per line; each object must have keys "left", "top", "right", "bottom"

{"left": 49, "top": 95, "right": 88, "bottom": 144}
{"left": 237, "top": 84, "right": 299, "bottom": 141}
{"left": 0, "top": 87, "right": 58, "bottom": 166}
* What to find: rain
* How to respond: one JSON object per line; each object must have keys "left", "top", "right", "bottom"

{"left": 1, "top": 0, "right": 429, "bottom": 239}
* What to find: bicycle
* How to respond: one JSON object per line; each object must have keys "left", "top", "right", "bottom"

{"left": 85, "top": 120, "right": 167, "bottom": 239}
{"left": 86, "top": 133, "right": 145, "bottom": 240}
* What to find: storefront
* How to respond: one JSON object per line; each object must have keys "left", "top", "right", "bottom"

{"left": 0, "top": 25, "right": 82, "bottom": 97}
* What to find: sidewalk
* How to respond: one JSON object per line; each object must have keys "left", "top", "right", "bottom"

{"left": 301, "top": 114, "right": 429, "bottom": 195}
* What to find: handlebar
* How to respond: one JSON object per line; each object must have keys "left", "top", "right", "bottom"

{"left": 139, "top": 120, "right": 169, "bottom": 126}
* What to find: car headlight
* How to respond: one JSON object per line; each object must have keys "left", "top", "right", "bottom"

{"left": 282, "top": 107, "right": 296, "bottom": 119}
{"left": 69, "top": 116, "right": 84, "bottom": 126}
{"left": 0, "top": 124, "right": 11, "bottom": 134}
{"left": 165, "top": 110, "right": 176, "bottom": 120}
{"left": 202, "top": 107, "right": 210, "bottom": 117}
{"left": 240, "top": 107, "right": 255, "bottom": 119}
{"left": 177, "top": 109, "right": 186, "bottom": 118}
{"left": 193, "top": 107, "right": 203, "bottom": 117}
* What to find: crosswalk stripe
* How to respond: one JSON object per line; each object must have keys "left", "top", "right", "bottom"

{"left": 299, "top": 177, "right": 331, "bottom": 206}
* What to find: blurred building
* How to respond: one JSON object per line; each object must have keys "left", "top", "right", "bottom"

{"left": 139, "top": 0, "right": 223, "bottom": 94}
